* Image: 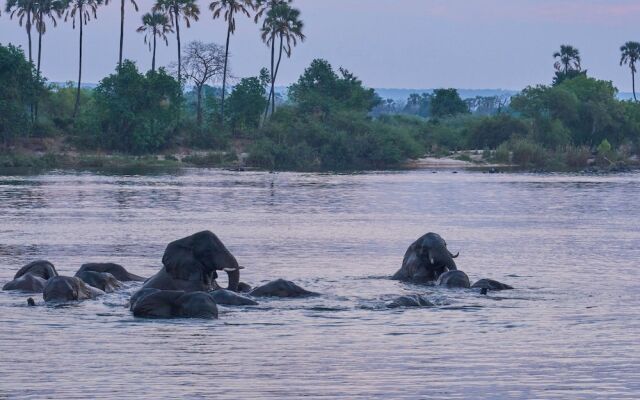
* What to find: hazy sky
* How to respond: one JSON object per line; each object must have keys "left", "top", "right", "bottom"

{"left": 1, "top": 0, "right": 640, "bottom": 91}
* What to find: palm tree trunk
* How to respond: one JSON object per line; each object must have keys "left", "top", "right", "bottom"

{"left": 221, "top": 18, "right": 232, "bottom": 126}
{"left": 174, "top": 6, "right": 181, "bottom": 83}
{"left": 152, "top": 28, "right": 157, "bottom": 72}
{"left": 119, "top": 0, "right": 125, "bottom": 67}
{"left": 633, "top": 68, "right": 637, "bottom": 102}
{"left": 35, "top": 13, "right": 43, "bottom": 121}
{"left": 26, "top": 9, "right": 33, "bottom": 64}
{"left": 271, "top": 35, "right": 284, "bottom": 114}
{"left": 264, "top": 34, "right": 275, "bottom": 119}
{"left": 73, "top": 7, "right": 83, "bottom": 119}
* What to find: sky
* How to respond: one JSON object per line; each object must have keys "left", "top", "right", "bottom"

{"left": 1, "top": 0, "right": 640, "bottom": 92}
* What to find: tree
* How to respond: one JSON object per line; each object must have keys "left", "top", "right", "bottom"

{"left": 33, "top": 0, "right": 66, "bottom": 78}
{"left": 137, "top": 12, "right": 173, "bottom": 72}
{"left": 260, "top": 1, "right": 304, "bottom": 116}
{"left": 554, "top": 45, "right": 581, "bottom": 74}
{"left": 180, "top": 41, "right": 225, "bottom": 126}
{"left": 65, "top": 0, "right": 104, "bottom": 119}
{"left": 0, "top": 44, "right": 43, "bottom": 146}
{"left": 620, "top": 41, "right": 640, "bottom": 102}
{"left": 430, "top": 89, "right": 469, "bottom": 118}
{"left": 91, "top": 61, "right": 182, "bottom": 153}
{"left": 153, "top": 0, "right": 200, "bottom": 84}
{"left": 5, "top": 0, "right": 36, "bottom": 64}
{"left": 210, "top": 0, "right": 255, "bottom": 126}
{"left": 227, "top": 76, "right": 268, "bottom": 132}
{"left": 117, "top": 0, "right": 139, "bottom": 67}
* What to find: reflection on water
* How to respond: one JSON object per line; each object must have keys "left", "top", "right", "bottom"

{"left": 1, "top": 169, "right": 639, "bottom": 399}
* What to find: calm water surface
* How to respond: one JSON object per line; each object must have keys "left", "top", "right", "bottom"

{"left": 0, "top": 168, "right": 639, "bottom": 399}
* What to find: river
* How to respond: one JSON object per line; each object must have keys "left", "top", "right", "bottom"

{"left": 0, "top": 168, "right": 638, "bottom": 399}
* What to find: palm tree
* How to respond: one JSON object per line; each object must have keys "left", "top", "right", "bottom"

{"left": 65, "top": 0, "right": 104, "bottom": 119}
{"left": 137, "top": 12, "right": 173, "bottom": 72}
{"left": 253, "top": 0, "right": 289, "bottom": 22}
{"left": 553, "top": 45, "right": 581, "bottom": 74}
{"left": 153, "top": 0, "right": 200, "bottom": 83}
{"left": 620, "top": 41, "right": 640, "bottom": 102}
{"left": 5, "top": 0, "right": 37, "bottom": 64}
{"left": 260, "top": 1, "right": 304, "bottom": 115}
{"left": 33, "top": 0, "right": 66, "bottom": 77}
{"left": 117, "top": 0, "right": 139, "bottom": 67}
{"left": 210, "top": 0, "right": 255, "bottom": 125}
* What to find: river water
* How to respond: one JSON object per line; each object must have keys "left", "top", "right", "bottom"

{"left": 0, "top": 168, "right": 638, "bottom": 399}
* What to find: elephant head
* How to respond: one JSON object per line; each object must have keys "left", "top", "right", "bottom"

{"left": 161, "top": 231, "right": 242, "bottom": 292}
{"left": 393, "top": 232, "right": 459, "bottom": 283}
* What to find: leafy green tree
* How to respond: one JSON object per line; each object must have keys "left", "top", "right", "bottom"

{"left": 209, "top": 0, "right": 255, "bottom": 125}
{"left": 260, "top": 1, "right": 304, "bottom": 115}
{"left": 5, "top": 0, "right": 36, "bottom": 63}
{"left": 137, "top": 12, "right": 173, "bottom": 72}
{"left": 117, "top": 0, "right": 139, "bottom": 67}
{"left": 227, "top": 76, "right": 268, "bottom": 132}
{"left": 403, "top": 93, "right": 431, "bottom": 117}
{"left": 0, "top": 44, "right": 43, "bottom": 146}
{"left": 65, "top": 0, "right": 104, "bottom": 119}
{"left": 620, "top": 41, "right": 640, "bottom": 101}
{"left": 90, "top": 61, "right": 182, "bottom": 153}
{"left": 153, "top": 0, "right": 200, "bottom": 83}
{"left": 430, "top": 89, "right": 469, "bottom": 118}
{"left": 468, "top": 115, "right": 530, "bottom": 149}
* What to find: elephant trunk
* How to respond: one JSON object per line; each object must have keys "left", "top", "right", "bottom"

{"left": 225, "top": 268, "right": 240, "bottom": 292}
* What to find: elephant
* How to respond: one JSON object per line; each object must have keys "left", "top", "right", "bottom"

{"left": 140, "top": 231, "right": 243, "bottom": 293}
{"left": 392, "top": 233, "right": 459, "bottom": 283}
{"left": 250, "top": 279, "right": 318, "bottom": 298}
{"left": 471, "top": 278, "right": 513, "bottom": 291}
{"left": 2, "top": 260, "right": 58, "bottom": 293}
{"left": 43, "top": 276, "right": 105, "bottom": 302}
{"left": 210, "top": 289, "right": 258, "bottom": 306}
{"left": 76, "top": 263, "right": 145, "bottom": 282}
{"left": 75, "top": 271, "right": 122, "bottom": 293}
{"left": 437, "top": 270, "right": 471, "bottom": 288}
{"left": 130, "top": 289, "right": 218, "bottom": 319}
{"left": 387, "top": 294, "right": 434, "bottom": 308}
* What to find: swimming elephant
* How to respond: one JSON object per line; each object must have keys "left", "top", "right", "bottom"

{"left": 75, "top": 271, "right": 122, "bottom": 293}
{"left": 43, "top": 276, "right": 105, "bottom": 302}
{"left": 210, "top": 289, "right": 258, "bottom": 306}
{"left": 141, "top": 231, "right": 243, "bottom": 293}
{"left": 2, "top": 260, "right": 58, "bottom": 293}
{"left": 471, "top": 278, "right": 513, "bottom": 291}
{"left": 76, "top": 263, "right": 145, "bottom": 282}
{"left": 437, "top": 270, "right": 470, "bottom": 288}
{"left": 387, "top": 294, "right": 434, "bottom": 308}
{"left": 250, "top": 279, "right": 318, "bottom": 298}
{"left": 130, "top": 289, "right": 218, "bottom": 319}
{"left": 392, "top": 232, "right": 459, "bottom": 283}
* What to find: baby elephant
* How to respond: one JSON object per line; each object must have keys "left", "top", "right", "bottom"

{"left": 130, "top": 289, "right": 219, "bottom": 319}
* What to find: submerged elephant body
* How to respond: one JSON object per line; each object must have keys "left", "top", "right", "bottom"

{"left": 75, "top": 271, "right": 122, "bottom": 293}
{"left": 250, "top": 279, "right": 317, "bottom": 298}
{"left": 210, "top": 289, "right": 258, "bottom": 306}
{"left": 76, "top": 263, "right": 145, "bottom": 282}
{"left": 43, "top": 276, "right": 104, "bottom": 302}
{"left": 393, "top": 233, "right": 458, "bottom": 283}
{"left": 141, "top": 231, "right": 242, "bottom": 293}
{"left": 3, "top": 260, "right": 58, "bottom": 293}
{"left": 437, "top": 270, "right": 471, "bottom": 288}
{"left": 130, "top": 289, "right": 218, "bottom": 319}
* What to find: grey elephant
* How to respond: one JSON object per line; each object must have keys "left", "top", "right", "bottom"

{"left": 140, "top": 231, "right": 243, "bottom": 293}
{"left": 43, "top": 276, "right": 105, "bottom": 302}
{"left": 75, "top": 271, "right": 122, "bottom": 293}
{"left": 437, "top": 270, "right": 470, "bottom": 288}
{"left": 392, "top": 233, "right": 459, "bottom": 283}
{"left": 250, "top": 279, "right": 318, "bottom": 298}
{"left": 3, "top": 260, "right": 58, "bottom": 293}
{"left": 76, "top": 263, "right": 145, "bottom": 282}
{"left": 130, "top": 288, "right": 218, "bottom": 319}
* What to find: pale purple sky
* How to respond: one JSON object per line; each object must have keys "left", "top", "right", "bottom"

{"left": 1, "top": 0, "right": 639, "bottom": 91}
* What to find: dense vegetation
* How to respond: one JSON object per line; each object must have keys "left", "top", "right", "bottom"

{"left": 2, "top": 0, "right": 640, "bottom": 171}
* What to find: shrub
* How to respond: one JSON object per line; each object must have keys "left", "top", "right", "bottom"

{"left": 510, "top": 138, "right": 547, "bottom": 167}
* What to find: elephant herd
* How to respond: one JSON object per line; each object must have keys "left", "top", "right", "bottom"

{"left": 2, "top": 230, "right": 512, "bottom": 319}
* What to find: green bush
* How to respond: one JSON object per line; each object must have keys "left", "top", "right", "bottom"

{"left": 468, "top": 114, "right": 530, "bottom": 149}
{"left": 510, "top": 138, "right": 547, "bottom": 167}
{"left": 494, "top": 143, "right": 510, "bottom": 164}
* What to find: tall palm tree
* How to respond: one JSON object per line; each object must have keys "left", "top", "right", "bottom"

{"left": 210, "top": 0, "right": 255, "bottom": 125}
{"left": 33, "top": 0, "right": 66, "bottom": 77}
{"left": 5, "top": 0, "right": 37, "bottom": 64}
{"left": 260, "top": 2, "right": 304, "bottom": 115}
{"left": 620, "top": 41, "right": 640, "bottom": 102}
{"left": 137, "top": 12, "right": 173, "bottom": 72}
{"left": 553, "top": 44, "right": 581, "bottom": 74}
{"left": 153, "top": 0, "right": 200, "bottom": 83}
{"left": 65, "top": 0, "right": 104, "bottom": 119}
{"left": 117, "top": 0, "right": 138, "bottom": 67}
{"left": 253, "top": 0, "right": 289, "bottom": 22}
